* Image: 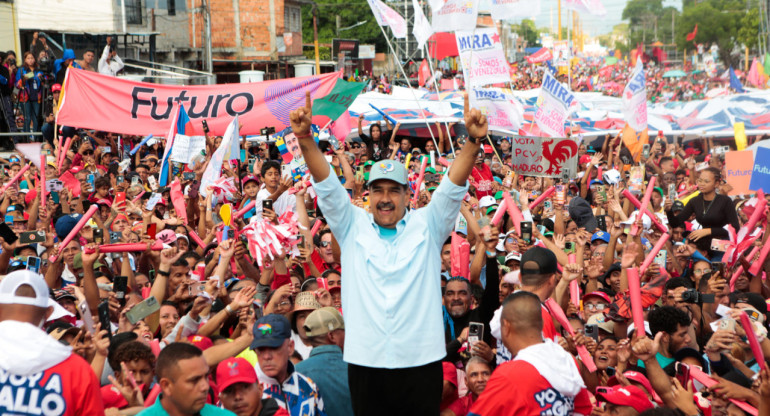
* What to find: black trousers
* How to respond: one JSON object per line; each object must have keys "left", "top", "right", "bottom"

{"left": 348, "top": 360, "right": 443, "bottom": 416}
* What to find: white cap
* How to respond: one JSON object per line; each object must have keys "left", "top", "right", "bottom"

{"left": 503, "top": 270, "right": 520, "bottom": 285}
{"left": 621, "top": 211, "right": 652, "bottom": 232}
{"left": 603, "top": 169, "right": 621, "bottom": 185}
{"left": 627, "top": 321, "right": 652, "bottom": 337}
{"left": 479, "top": 195, "right": 497, "bottom": 209}
{"left": 0, "top": 270, "right": 53, "bottom": 308}
{"left": 505, "top": 252, "right": 522, "bottom": 263}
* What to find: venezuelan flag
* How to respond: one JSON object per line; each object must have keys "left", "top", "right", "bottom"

{"left": 159, "top": 105, "right": 192, "bottom": 186}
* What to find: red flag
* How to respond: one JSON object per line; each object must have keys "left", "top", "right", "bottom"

{"left": 526, "top": 47, "right": 553, "bottom": 64}
{"left": 418, "top": 59, "right": 431, "bottom": 87}
{"left": 686, "top": 24, "right": 698, "bottom": 42}
{"left": 329, "top": 111, "right": 351, "bottom": 142}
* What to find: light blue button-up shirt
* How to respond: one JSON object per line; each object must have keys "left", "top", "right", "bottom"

{"left": 313, "top": 166, "right": 467, "bottom": 369}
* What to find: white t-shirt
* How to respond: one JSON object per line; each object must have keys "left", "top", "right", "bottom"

{"left": 254, "top": 185, "right": 297, "bottom": 221}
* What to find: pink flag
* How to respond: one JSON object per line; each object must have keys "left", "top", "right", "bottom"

{"left": 748, "top": 58, "right": 763, "bottom": 88}
{"left": 329, "top": 111, "right": 351, "bottom": 142}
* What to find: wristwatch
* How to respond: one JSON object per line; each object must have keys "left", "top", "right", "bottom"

{"left": 467, "top": 135, "right": 484, "bottom": 145}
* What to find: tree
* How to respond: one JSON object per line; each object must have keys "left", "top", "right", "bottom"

{"left": 737, "top": 6, "right": 760, "bottom": 50}
{"left": 675, "top": 0, "right": 746, "bottom": 68}
{"left": 622, "top": 0, "right": 663, "bottom": 46}
{"left": 512, "top": 19, "right": 540, "bottom": 47}
{"left": 301, "top": 0, "right": 387, "bottom": 54}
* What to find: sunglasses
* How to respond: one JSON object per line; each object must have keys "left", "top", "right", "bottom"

{"left": 319, "top": 241, "right": 332, "bottom": 248}
{"left": 351, "top": 144, "right": 361, "bottom": 149}
{"left": 82, "top": 150, "right": 94, "bottom": 155}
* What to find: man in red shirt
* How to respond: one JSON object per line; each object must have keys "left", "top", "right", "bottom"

{"left": 442, "top": 357, "right": 491, "bottom": 416}
{"left": 0, "top": 270, "right": 104, "bottom": 415}
{"left": 469, "top": 291, "right": 591, "bottom": 415}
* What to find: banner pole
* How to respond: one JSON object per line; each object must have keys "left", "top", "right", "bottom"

{"left": 375, "top": 23, "right": 440, "bottom": 153}
{"left": 422, "top": 44, "right": 456, "bottom": 157}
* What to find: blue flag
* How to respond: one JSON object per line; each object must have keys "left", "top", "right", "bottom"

{"left": 730, "top": 67, "right": 745, "bottom": 93}
{"left": 545, "top": 60, "right": 557, "bottom": 76}
{"left": 159, "top": 105, "right": 191, "bottom": 186}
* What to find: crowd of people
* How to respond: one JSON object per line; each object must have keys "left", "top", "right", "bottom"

{"left": 0, "top": 38, "right": 770, "bottom": 416}
{"left": 0, "top": 33, "right": 123, "bottom": 142}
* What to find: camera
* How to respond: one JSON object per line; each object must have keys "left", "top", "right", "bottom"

{"left": 680, "top": 289, "right": 715, "bottom": 304}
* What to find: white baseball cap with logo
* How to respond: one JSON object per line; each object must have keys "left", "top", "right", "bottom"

{"left": 0, "top": 270, "right": 53, "bottom": 308}
{"left": 367, "top": 160, "right": 408, "bottom": 186}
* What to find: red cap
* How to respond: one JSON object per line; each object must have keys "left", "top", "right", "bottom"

{"left": 187, "top": 335, "right": 213, "bottom": 351}
{"left": 52, "top": 84, "right": 62, "bottom": 93}
{"left": 216, "top": 357, "right": 258, "bottom": 392}
{"left": 582, "top": 291, "right": 611, "bottom": 304}
{"left": 596, "top": 385, "right": 654, "bottom": 413}
{"left": 608, "top": 371, "right": 660, "bottom": 403}
{"left": 25, "top": 189, "right": 37, "bottom": 206}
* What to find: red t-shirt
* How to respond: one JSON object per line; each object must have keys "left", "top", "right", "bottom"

{"left": 448, "top": 394, "right": 476, "bottom": 416}
{"left": 0, "top": 354, "right": 104, "bottom": 416}
{"left": 470, "top": 165, "right": 495, "bottom": 199}
{"left": 542, "top": 306, "right": 559, "bottom": 342}
{"left": 469, "top": 360, "right": 591, "bottom": 416}
{"left": 101, "top": 384, "right": 129, "bottom": 409}
{"left": 307, "top": 250, "right": 341, "bottom": 278}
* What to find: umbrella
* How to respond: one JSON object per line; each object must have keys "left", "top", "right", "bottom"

{"left": 663, "top": 70, "right": 687, "bottom": 78}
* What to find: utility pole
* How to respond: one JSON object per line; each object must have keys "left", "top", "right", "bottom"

{"left": 313, "top": 4, "right": 320, "bottom": 75}
{"left": 558, "top": 0, "right": 562, "bottom": 41}
{"left": 204, "top": 0, "right": 213, "bottom": 81}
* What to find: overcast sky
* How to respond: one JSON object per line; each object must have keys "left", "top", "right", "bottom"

{"left": 502, "top": 0, "right": 682, "bottom": 37}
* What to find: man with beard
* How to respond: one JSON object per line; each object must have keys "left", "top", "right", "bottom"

{"left": 643, "top": 305, "right": 692, "bottom": 371}
{"left": 444, "top": 254, "right": 500, "bottom": 363}
{"left": 441, "top": 357, "right": 491, "bottom": 416}
{"left": 292, "top": 92, "right": 485, "bottom": 415}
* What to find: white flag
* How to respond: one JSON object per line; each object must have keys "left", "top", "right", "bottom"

{"left": 432, "top": 0, "right": 478, "bottom": 33}
{"left": 489, "top": 0, "right": 540, "bottom": 20}
{"left": 622, "top": 60, "right": 647, "bottom": 132}
{"left": 412, "top": 0, "right": 433, "bottom": 50}
{"left": 534, "top": 71, "right": 577, "bottom": 137}
{"left": 367, "top": 0, "right": 407, "bottom": 38}
{"left": 455, "top": 27, "right": 510, "bottom": 89}
{"left": 200, "top": 115, "right": 239, "bottom": 198}
{"left": 563, "top": 0, "right": 606, "bottom": 16}
{"left": 470, "top": 88, "right": 524, "bottom": 131}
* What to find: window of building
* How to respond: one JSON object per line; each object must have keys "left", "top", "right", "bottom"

{"left": 167, "top": 0, "right": 176, "bottom": 16}
{"left": 126, "top": 0, "right": 143, "bottom": 25}
{"left": 284, "top": 4, "right": 301, "bottom": 33}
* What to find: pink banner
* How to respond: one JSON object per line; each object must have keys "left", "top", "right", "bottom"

{"left": 57, "top": 69, "right": 341, "bottom": 136}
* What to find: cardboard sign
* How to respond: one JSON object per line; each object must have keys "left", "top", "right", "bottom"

{"left": 749, "top": 147, "right": 770, "bottom": 192}
{"left": 725, "top": 150, "right": 754, "bottom": 195}
{"left": 508, "top": 136, "right": 578, "bottom": 178}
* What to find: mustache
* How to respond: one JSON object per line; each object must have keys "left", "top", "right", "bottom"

{"left": 450, "top": 301, "right": 464, "bottom": 306}
{"left": 377, "top": 202, "right": 395, "bottom": 211}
